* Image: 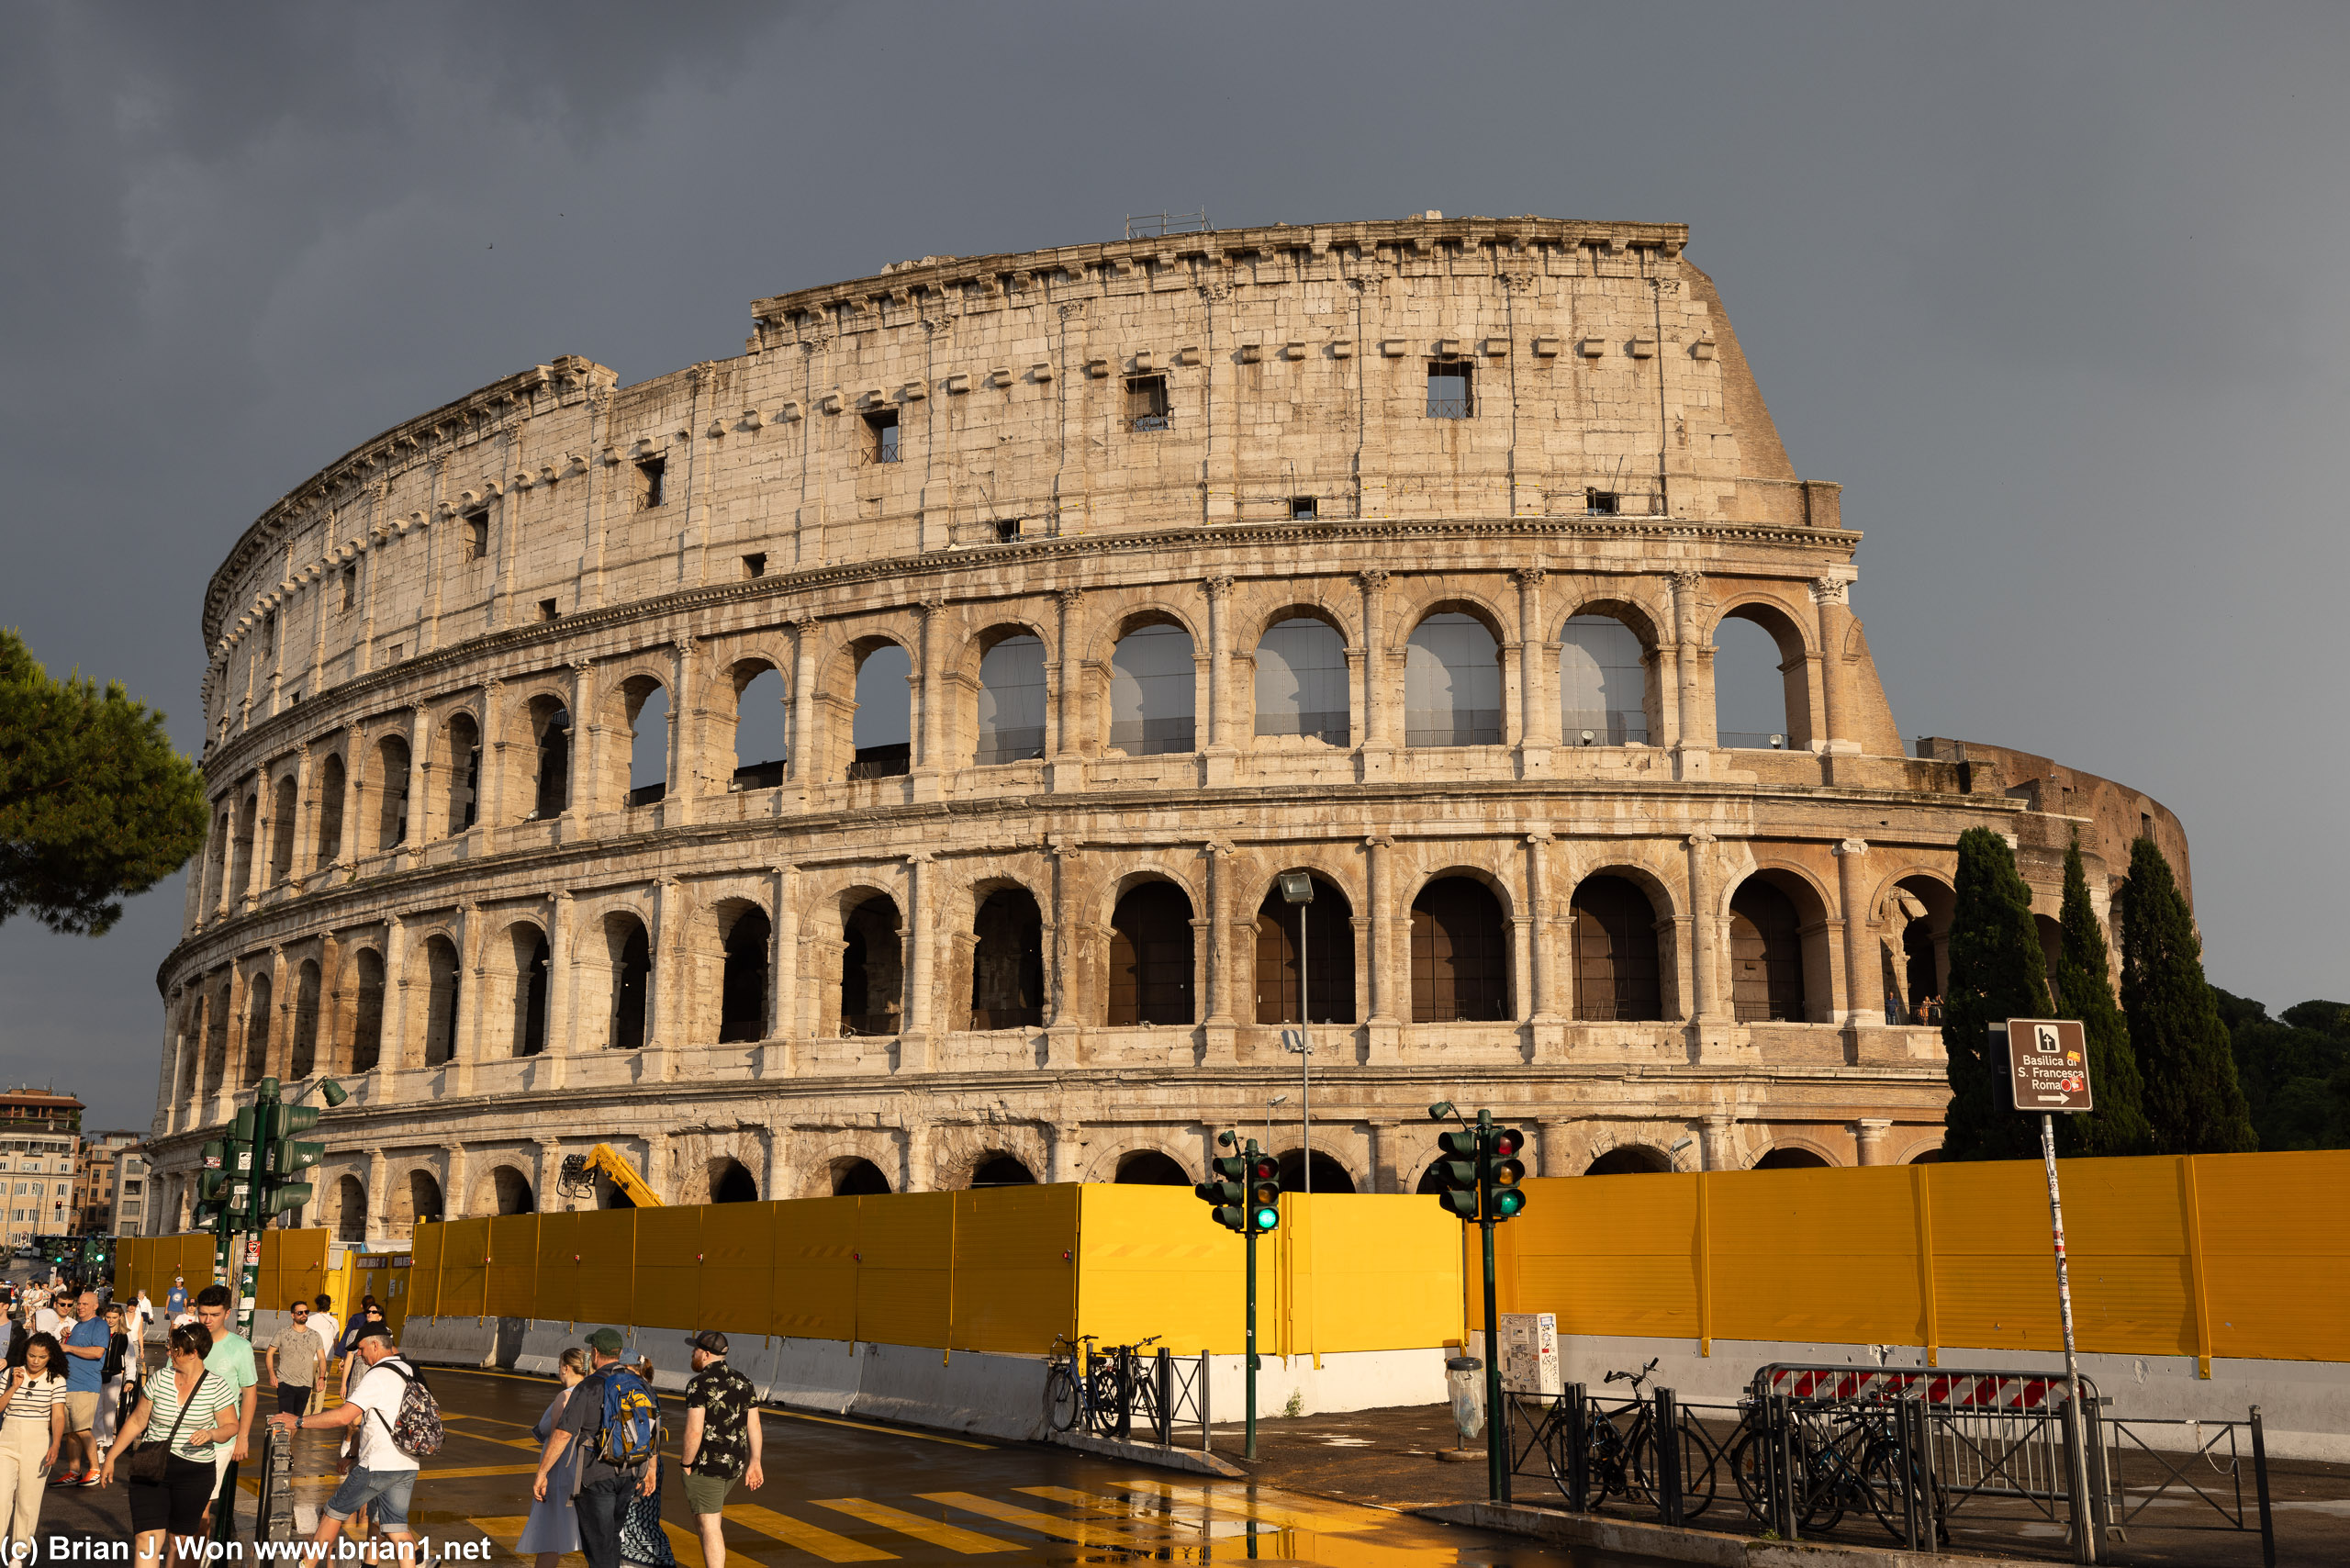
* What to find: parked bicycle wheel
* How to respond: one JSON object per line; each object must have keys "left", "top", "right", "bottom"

{"left": 1044, "top": 1364, "right": 1080, "bottom": 1432}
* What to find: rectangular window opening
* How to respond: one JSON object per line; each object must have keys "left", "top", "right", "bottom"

{"left": 865, "top": 409, "right": 901, "bottom": 464}
{"left": 1586, "top": 488, "right": 1620, "bottom": 516}
{"left": 537, "top": 598, "right": 560, "bottom": 622}
{"left": 340, "top": 565, "right": 358, "bottom": 611}
{"left": 636, "top": 455, "right": 666, "bottom": 509}
{"left": 261, "top": 614, "right": 276, "bottom": 657}
{"left": 1290, "top": 496, "right": 1318, "bottom": 521}
{"left": 742, "top": 552, "right": 767, "bottom": 579}
{"left": 1125, "top": 374, "right": 1170, "bottom": 432}
{"left": 1426, "top": 360, "right": 1473, "bottom": 419}
{"left": 994, "top": 518, "right": 1022, "bottom": 543}
{"left": 463, "top": 509, "right": 489, "bottom": 561}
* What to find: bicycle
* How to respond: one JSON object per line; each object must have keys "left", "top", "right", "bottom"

{"left": 1042, "top": 1334, "right": 1100, "bottom": 1433}
{"left": 1730, "top": 1397, "right": 1945, "bottom": 1543}
{"left": 1568, "top": 1360, "right": 1722, "bottom": 1518}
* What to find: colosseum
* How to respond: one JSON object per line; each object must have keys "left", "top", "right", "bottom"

{"left": 147, "top": 213, "right": 2189, "bottom": 1236}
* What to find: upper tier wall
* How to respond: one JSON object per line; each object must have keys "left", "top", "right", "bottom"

{"left": 197, "top": 218, "right": 1841, "bottom": 744}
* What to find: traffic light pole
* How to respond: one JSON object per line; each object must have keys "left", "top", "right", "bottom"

{"left": 1478, "top": 1114, "right": 1505, "bottom": 1504}
{"left": 1245, "top": 1197, "right": 1259, "bottom": 1462}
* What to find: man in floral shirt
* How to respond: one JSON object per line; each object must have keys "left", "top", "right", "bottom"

{"left": 679, "top": 1330, "right": 763, "bottom": 1564}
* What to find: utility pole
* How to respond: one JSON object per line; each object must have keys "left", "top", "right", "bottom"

{"left": 1427, "top": 1103, "right": 1528, "bottom": 1503}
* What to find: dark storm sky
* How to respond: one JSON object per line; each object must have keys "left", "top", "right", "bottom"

{"left": 5, "top": 3, "right": 2344, "bottom": 1132}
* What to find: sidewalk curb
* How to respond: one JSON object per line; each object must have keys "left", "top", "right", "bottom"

{"left": 1045, "top": 1430, "right": 1248, "bottom": 1478}
{"left": 1416, "top": 1502, "right": 2043, "bottom": 1568}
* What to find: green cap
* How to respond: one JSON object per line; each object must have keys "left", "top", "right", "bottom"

{"left": 587, "top": 1327, "right": 625, "bottom": 1355}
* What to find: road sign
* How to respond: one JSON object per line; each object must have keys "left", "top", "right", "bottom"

{"left": 2005, "top": 1018, "right": 2092, "bottom": 1113}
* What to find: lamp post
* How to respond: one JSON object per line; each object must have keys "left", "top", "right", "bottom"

{"left": 1265, "top": 1094, "right": 1287, "bottom": 1163}
{"left": 1277, "top": 871, "right": 1315, "bottom": 1198}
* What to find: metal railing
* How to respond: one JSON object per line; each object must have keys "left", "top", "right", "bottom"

{"left": 1125, "top": 210, "right": 1206, "bottom": 240}
{"left": 1046, "top": 1338, "right": 1211, "bottom": 1452}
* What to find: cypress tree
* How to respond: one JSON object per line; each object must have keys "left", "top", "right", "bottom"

{"left": 1940, "top": 827, "right": 2053, "bottom": 1161}
{"left": 2053, "top": 835, "right": 2150, "bottom": 1156}
{"left": 2118, "top": 836, "right": 2257, "bottom": 1153}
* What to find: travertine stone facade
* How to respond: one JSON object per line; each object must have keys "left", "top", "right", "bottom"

{"left": 148, "top": 216, "right": 2189, "bottom": 1238}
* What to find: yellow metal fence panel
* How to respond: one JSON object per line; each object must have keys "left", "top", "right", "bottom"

{"left": 1708, "top": 1167, "right": 1926, "bottom": 1347}
{"left": 1299, "top": 1195, "right": 1463, "bottom": 1354}
{"left": 571, "top": 1209, "right": 637, "bottom": 1327}
{"left": 408, "top": 1222, "right": 445, "bottom": 1319}
{"left": 632, "top": 1206, "right": 704, "bottom": 1330}
{"left": 2193, "top": 1150, "right": 2350, "bottom": 1363}
{"left": 1493, "top": 1175, "right": 1702, "bottom": 1338}
{"left": 1076, "top": 1185, "right": 1248, "bottom": 1354}
{"left": 950, "top": 1186, "right": 1080, "bottom": 1354}
{"left": 856, "top": 1191, "right": 955, "bottom": 1349}
{"left": 698, "top": 1201, "right": 776, "bottom": 1338}
{"left": 486, "top": 1215, "right": 540, "bottom": 1319}
{"left": 438, "top": 1216, "right": 491, "bottom": 1319}
{"left": 773, "top": 1198, "right": 858, "bottom": 1340}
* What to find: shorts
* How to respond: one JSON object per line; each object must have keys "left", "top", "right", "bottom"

{"left": 63, "top": 1392, "right": 99, "bottom": 1433}
{"left": 277, "top": 1382, "right": 313, "bottom": 1417}
{"left": 324, "top": 1464, "right": 417, "bottom": 1529}
{"left": 126, "top": 1450, "right": 217, "bottom": 1537}
{"left": 682, "top": 1470, "right": 738, "bottom": 1516}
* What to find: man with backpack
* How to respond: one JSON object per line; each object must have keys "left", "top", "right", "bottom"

{"left": 267, "top": 1322, "right": 436, "bottom": 1564}
{"left": 533, "top": 1327, "right": 659, "bottom": 1568}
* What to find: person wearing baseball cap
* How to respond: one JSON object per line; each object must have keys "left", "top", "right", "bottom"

{"left": 679, "top": 1330, "right": 762, "bottom": 1562}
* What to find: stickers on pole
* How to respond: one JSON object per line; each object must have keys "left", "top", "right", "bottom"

{"left": 2004, "top": 1018, "right": 2093, "bottom": 1112}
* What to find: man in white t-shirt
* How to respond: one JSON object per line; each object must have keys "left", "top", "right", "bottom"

{"left": 268, "top": 1324, "right": 420, "bottom": 1562}
{"left": 307, "top": 1294, "right": 341, "bottom": 1361}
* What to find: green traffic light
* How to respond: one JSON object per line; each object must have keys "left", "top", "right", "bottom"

{"left": 1489, "top": 1187, "right": 1526, "bottom": 1219}
{"left": 1252, "top": 1205, "right": 1280, "bottom": 1232}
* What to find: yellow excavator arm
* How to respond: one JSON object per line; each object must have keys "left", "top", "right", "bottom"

{"left": 555, "top": 1143, "right": 664, "bottom": 1206}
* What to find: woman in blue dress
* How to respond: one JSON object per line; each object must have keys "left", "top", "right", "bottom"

{"left": 617, "top": 1357, "right": 678, "bottom": 1568}
{"left": 517, "top": 1348, "right": 588, "bottom": 1568}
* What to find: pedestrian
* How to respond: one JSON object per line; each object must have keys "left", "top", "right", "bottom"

{"left": 336, "top": 1298, "right": 387, "bottom": 1398}
{"left": 266, "top": 1301, "right": 323, "bottom": 1419}
{"left": 102, "top": 1322, "right": 241, "bottom": 1568}
{"left": 60, "top": 1291, "right": 108, "bottom": 1485}
{"left": 265, "top": 1322, "right": 420, "bottom": 1566}
{"left": 0, "top": 1333, "right": 66, "bottom": 1558}
{"left": 162, "top": 1277, "right": 189, "bottom": 1328}
{"left": 678, "top": 1330, "right": 761, "bottom": 1566}
{"left": 518, "top": 1348, "right": 589, "bottom": 1568}
{"left": 129, "top": 1292, "right": 155, "bottom": 1374}
{"left": 96, "top": 1304, "right": 137, "bottom": 1457}
{"left": 29, "top": 1299, "right": 58, "bottom": 1340}
{"left": 619, "top": 1356, "right": 678, "bottom": 1568}
{"left": 308, "top": 1294, "right": 340, "bottom": 1368}
{"left": 4, "top": 1314, "right": 27, "bottom": 1372}
{"left": 532, "top": 1328, "right": 658, "bottom": 1568}
{"left": 191, "top": 1283, "right": 258, "bottom": 1530}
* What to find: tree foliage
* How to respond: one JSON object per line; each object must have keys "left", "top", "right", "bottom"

{"left": 2052, "top": 835, "right": 2150, "bottom": 1156}
{"left": 0, "top": 628, "right": 207, "bottom": 936}
{"left": 2118, "top": 836, "right": 2257, "bottom": 1154}
{"left": 1940, "top": 827, "right": 2053, "bottom": 1161}
{"left": 2215, "top": 990, "right": 2350, "bottom": 1150}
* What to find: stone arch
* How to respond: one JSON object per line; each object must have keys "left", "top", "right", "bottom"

{"left": 1106, "top": 874, "right": 1195, "bottom": 1026}
{"left": 720, "top": 655, "right": 789, "bottom": 792}
{"left": 409, "top": 933, "right": 461, "bottom": 1068}
{"left": 829, "top": 1156, "right": 892, "bottom": 1196}
{"left": 614, "top": 672, "right": 670, "bottom": 807}
{"left": 203, "top": 807, "right": 231, "bottom": 910}
{"left": 1568, "top": 862, "right": 1680, "bottom": 1022}
{"left": 1251, "top": 611, "right": 1351, "bottom": 748}
{"left": 371, "top": 733, "right": 411, "bottom": 850}
{"left": 348, "top": 946, "right": 386, "bottom": 1073}
{"left": 1252, "top": 869, "right": 1356, "bottom": 1025}
{"left": 603, "top": 911, "right": 652, "bottom": 1050}
{"left": 1272, "top": 1148, "right": 1358, "bottom": 1194}
{"left": 489, "top": 919, "right": 550, "bottom": 1058}
{"left": 959, "top": 621, "right": 1051, "bottom": 767}
{"left": 1556, "top": 599, "right": 1662, "bottom": 747}
{"left": 1728, "top": 868, "right": 1832, "bottom": 1025}
{"left": 289, "top": 958, "right": 322, "bottom": 1079}
{"left": 716, "top": 898, "right": 772, "bottom": 1044}
{"left": 1404, "top": 603, "right": 1505, "bottom": 747}
{"left": 968, "top": 1153, "right": 1038, "bottom": 1188}
{"left": 438, "top": 707, "right": 483, "bottom": 834}
{"left": 520, "top": 691, "right": 573, "bottom": 821}
{"left": 1584, "top": 1143, "right": 1676, "bottom": 1175}
{"left": 837, "top": 887, "right": 904, "bottom": 1036}
{"left": 2035, "top": 913, "right": 2066, "bottom": 1008}
{"left": 1874, "top": 868, "right": 1956, "bottom": 1023}
{"left": 1409, "top": 871, "right": 1511, "bottom": 1023}
{"left": 1106, "top": 1147, "right": 1195, "bottom": 1185}
{"left": 1750, "top": 1139, "right": 1838, "bottom": 1170}
{"left": 1105, "top": 611, "right": 1198, "bottom": 756}
{"left": 313, "top": 751, "right": 346, "bottom": 868}
{"left": 391, "top": 1165, "right": 443, "bottom": 1235}
{"left": 330, "top": 1173, "right": 368, "bottom": 1242}
{"left": 1709, "top": 596, "right": 1816, "bottom": 751}
{"left": 229, "top": 789, "right": 258, "bottom": 897}
{"left": 241, "top": 969, "right": 274, "bottom": 1085}
{"left": 483, "top": 1164, "right": 535, "bottom": 1215}
{"left": 967, "top": 881, "right": 1046, "bottom": 1031}
{"left": 269, "top": 771, "right": 298, "bottom": 884}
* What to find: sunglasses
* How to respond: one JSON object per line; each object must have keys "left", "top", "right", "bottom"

{"left": 293, "top": 1309, "right": 309, "bottom": 1316}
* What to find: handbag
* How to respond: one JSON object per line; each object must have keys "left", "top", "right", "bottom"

{"left": 122, "top": 1370, "right": 207, "bottom": 1485}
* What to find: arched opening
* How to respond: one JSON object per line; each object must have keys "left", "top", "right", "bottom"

{"left": 1729, "top": 879, "right": 1807, "bottom": 1023}
{"left": 202, "top": 991, "right": 229, "bottom": 1097}
{"left": 270, "top": 773, "right": 297, "bottom": 884}
{"left": 1113, "top": 1151, "right": 1190, "bottom": 1186}
{"left": 1108, "top": 881, "right": 1195, "bottom": 1025}
{"left": 314, "top": 754, "right": 346, "bottom": 868}
{"left": 332, "top": 1174, "right": 367, "bottom": 1242}
{"left": 1109, "top": 622, "right": 1196, "bottom": 756}
{"left": 1713, "top": 610, "right": 1804, "bottom": 750}
{"left": 492, "top": 1167, "right": 534, "bottom": 1215}
{"left": 969, "top": 888, "right": 1045, "bottom": 1030}
{"left": 970, "top": 1155, "right": 1037, "bottom": 1188}
{"left": 1586, "top": 1146, "right": 1673, "bottom": 1175}
{"left": 1908, "top": 1146, "right": 1946, "bottom": 1165}
{"left": 1254, "top": 874, "right": 1356, "bottom": 1024}
{"left": 407, "top": 1169, "right": 443, "bottom": 1228}
{"left": 511, "top": 927, "right": 550, "bottom": 1057}
{"left": 290, "top": 960, "right": 321, "bottom": 1079}
{"left": 351, "top": 950, "right": 385, "bottom": 1073}
{"left": 848, "top": 643, "right": 912, "bottom": 779}
{"left": 242, "top": 972, "right": 273, "bottom": 1085}
{"left": 1404, "top": 612, "right": 1502, "bottom": 747}
{"left": 530, "top": 698, "right": 572, "bottom": 820}
{"left": 731, "top": 663, "right": 789, "bottom": 791}
{"left": 1571, "top": 874, "right": 1664, "bottom": 1022}
{"left": 840, "top": 894, "right": 904, "bottom": 1036}
{"left": 1888, "top": 876, "right": 1955, "bottom": 1024}
{"left": 711, "top": 1160, "right": 758, "bottom": 1204}
{"left": 719, "top": 907, "right": 771, "bottom": 1043}
{"left": 374, "top": 735, "right": 410, "bottom": 848}
{"left": 419, "top": 936, "right": 461, "bottom": 1067}
{"left": 608, "top": 915, "right": 651, "bottom": 1050}
{"left": 625, "top": 680, "right": 669, "bottom": 805}
{"left": 1273, "top": 1150, "right": 1356, "bottom": 1194}
{"left": 974, "top": 634, "right": 1047, "bottom": 765}
{"left": 205, "top": 812, "right": 229, "bottom": 908}
{"left": 1753, "top": 1147, "right": 1831, "bottom": 1170}
{"left": 832, "top": 1158, "right": 891, "bottom": 1197}
{"left": 1559, "top": 614, "right": 1651, "bottom": 745}
{"left": 229, "top": 792, "right": 257, "bottom": 895}
{"left": 2035, "top": 914, "right": 2065, "bottom": 1009}
{"left": 178, "top": 998, "right": 205, "bottom": 1108}
{"left": 442, "top": 711, "right": 481, "bottom": 833}
{"left": 1254, "top": 617, "right": 1348, "bottom": 746}
{"left": 1410, "top": 877, "right": 1509, "bottom": 1022}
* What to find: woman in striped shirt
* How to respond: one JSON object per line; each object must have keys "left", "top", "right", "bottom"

{"left": 102, "top": 1325, "right": 241, "bottom": 1567}
{"left": 0, "top": 1332, "right": 67, "bottom": 1559}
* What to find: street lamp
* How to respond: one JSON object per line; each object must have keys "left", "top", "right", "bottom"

{"left": 1265, "top": 1094, "right": 1287, "bottom": 1161}
{"left": 1277, "top": 872, "right": 1315, "bottom": 1199}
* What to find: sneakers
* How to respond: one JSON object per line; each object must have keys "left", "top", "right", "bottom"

{"left": 75, "top": 1469, "right": 101, "bottom": 1486}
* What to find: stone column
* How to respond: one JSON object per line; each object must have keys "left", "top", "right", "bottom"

{"left": 1686, "top": 832, "right": 1723, "bottom": 1025}
{"left": 1509, "top": 915, "right": 1534, "bottom": 1027}
{"left": 534, "top": 1138, "right": 565, "bottom": 1212}
{"left": 379, "top": 916, "right": 409, "bottom": 1092}
{"left": 265, "top": 946, "right": 292, "bottom": 1080}
{"left": 666, "top": 639, "right": 697, "bottom": 824}
{"left": 1365, "top": 1118, "right": 1404, "bottom": 1194}
{"left": 1202, "top": 577, "right": 1236, "bottom": 779}
{"left": 450, "top": 902, "right": 479, "bottom": 1094}
{"left": 1811, "top": 571, "right": 1859, "bottom": 755}
{"left": 476, "top": 679, "right": 507, "bottom": 839}
{"left": 769, "top": 865, "right": 798, "bottom": 1072}
{"left": 1671, "top": 570, "right": 1713, "bottom": 753}
{"left": 647, "top": 877, "right": 680, "bottom": 1076}
{"left": 763, "top": 1128, "right": 790, "bottom": 1204}
{"left": 285, "top": 745, "right": 314, "bottom": 890}
{"left": 1045, "top": 840, "right": 1079, "bottom": 1066}
{"left": 1855, "top": 1119, "right": 1893, "bottom": 1166}
{"left": 902, "top": 852, "right": 936, "bottom": 1070}
{"left": 365, "top": 1148, "right": 389, "bottom": 1239}
{"left": 543, "top": 891, "right": 573, "bottom": 1085}
{"left": 1357, "top": 571, "right": 1392, "bottom": 774}
{"left": 566, "top": 662, "right": 597, "bottom": 821}
{"left": 1049, "top": 588, "right": 1084, "bottom": 790}
{"left": 1535, "top": 1119, "right": 1575, "bottom": 1178}
{"left": 1200, "top": 842, "right": 1236, "bottom": 1059}
{"left": 912, "top": 599, "right": 946, "bottom": 800}
{"left": 1514, "top": 566, "right": 1552, "bottom": 767}
{"left": 335, "top": 722, "right": 365, "bottom": 868}
{"left": 789, "top": 618, "right": 819, "bottom": 791}
{"left": 1526, "top": 832, "right": 1562, "bottom": 1047}
{"left": 1700, "top": 1114, "right": 1738, "bottom": 1172}
{"left": 641, "top": 1132, "right": 671, "bottom": 1205}
{"left": 442, "top": 1143, "right": 469, "bottom": 1221}
{"left": 1364, "top": 834, "right": 1401, "bottom": 1062}
{"left": 249, "top": 778, "right": 277, "bottom": 902}
{"left": 1833, "top": 840, "right": 1877, "bottom": 1030}
{"left": 403, "top": 712, "right": 431, "bottom": 852}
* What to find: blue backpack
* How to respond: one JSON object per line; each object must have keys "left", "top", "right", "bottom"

{"left": 595, "top": 1368, "right": 661, "bottom": 1469}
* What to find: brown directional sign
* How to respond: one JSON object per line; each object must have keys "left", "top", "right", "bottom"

{"left": 2005, "top": 1018, "right": 2093, "bottom": 1113}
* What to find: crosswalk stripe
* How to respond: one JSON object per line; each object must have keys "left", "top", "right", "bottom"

{"left": 915, "top": 1492, "right": 1158, "bottom": 1551}
{"left": 724, "top": 1504, "right": 900, "bottom": 1562}
{"left": 1111, "top": 1480, "right": 1390, "bottom": 1533}
{"left": 811, "top": 1497, "right": 1021, "bottom": 1554}
{"left": 469, "top": 1516, "right": 585, "bottom": 1568}
{"left": 661, "top": 1518, "right": 778, "bottom": 1568}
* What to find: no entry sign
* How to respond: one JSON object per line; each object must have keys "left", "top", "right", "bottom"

{"left": 2005, "top": 1018, "right": 2093, "bottom": 1113}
